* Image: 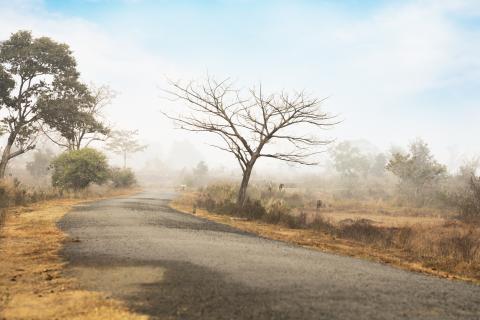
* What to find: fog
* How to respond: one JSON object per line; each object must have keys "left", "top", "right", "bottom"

{"left": 3, "top": 3, "right": 480, "bottom": 314}
{"left": 1, "top": 0, "right": 479, "bottom": 177}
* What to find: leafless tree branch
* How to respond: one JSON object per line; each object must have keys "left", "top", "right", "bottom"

{"left": 161, "top": 76, "right": 337, "bottom": 206}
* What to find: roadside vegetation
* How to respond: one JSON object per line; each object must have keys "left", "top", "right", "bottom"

{"left": 0, "top": 192, "right": 145, "bottom": 320}
{"left": 0, "top": 30, "right": 145, "bottom": 213}
{"left": 0, "top": 30, "right": 146, "bottom": 318}
{"left": 173, "top": 139, "right": 480, "bottom": 282}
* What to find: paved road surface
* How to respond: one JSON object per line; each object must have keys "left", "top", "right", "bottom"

{"left": 59, "top": 190, "right": 480, "bottom": 320}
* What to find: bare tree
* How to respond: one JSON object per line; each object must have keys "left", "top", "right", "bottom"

{"left": 163, "top": 77, "right": 335, "bottom": 207}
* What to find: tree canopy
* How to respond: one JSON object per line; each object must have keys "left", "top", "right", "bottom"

{"left": 387, "top": 139, "right": 446, "bottom": 205}
{"left": 0, "top": 30, "right": 79, "bottom": 177}
{"left": 51, "top": 148, "right": 110, "bottom": 190}
{"left": 39, "top": 83, "right": 112, "bottom": 150}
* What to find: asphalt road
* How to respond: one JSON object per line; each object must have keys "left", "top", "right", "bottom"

{"left": 59, "top": 190, "right": 480, "bottom": 320}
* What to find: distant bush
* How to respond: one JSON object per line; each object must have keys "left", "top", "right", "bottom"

{"left": 457, "top": 176, "right": 480, "bottom": 224}
{"left": 26, "top": 149, "right": 55, "bottom": 178}
{"left": 51, "top": 148, "right": 110, "bottom": 190}
{"left": 444, "top": 174, "right": 480, "bottom": 224}
{"left": 386, "top": 139, "right": 446, "bottom": 206}
{"left": 241, "top": 198, "right": 266, "bottom": 220}
{"left": 110, "top": 167, "right": 136, "bottom": 188}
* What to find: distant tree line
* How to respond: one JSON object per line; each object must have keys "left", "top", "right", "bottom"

{"left": 328, "top": 138, "right": 479, "bottom": 221}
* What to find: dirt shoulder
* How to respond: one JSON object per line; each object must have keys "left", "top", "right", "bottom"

{"left": 171, "top": 201, "right": 480, "bottom": 285}
{"left": 0, "top": 190, "right": 148, "bottom": 320}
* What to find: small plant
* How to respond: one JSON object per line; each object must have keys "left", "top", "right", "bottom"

{"left": 51, "top": 148, "right": 110, "bottom": 190}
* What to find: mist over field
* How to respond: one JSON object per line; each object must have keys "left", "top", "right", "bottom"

{"left": 2, "top": 1, "right": 480, "bottom": 319}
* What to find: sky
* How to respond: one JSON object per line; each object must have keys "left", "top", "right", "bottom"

{"left": 0, "top": 0, "right": 479, "bottom": 172}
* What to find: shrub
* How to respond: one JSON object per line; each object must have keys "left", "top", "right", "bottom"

{"left": 201, "top": 184, "right": 237, "bottom": 204}
{"left": 51, "top": 148, "right": 110, "bottom": 190}
{"left": 110, "top": 167, "right": 136, "bottom": 188}
{"left": 263, "top": 199, "right": 290, "bottom": 224}
{"left": 241, "top": 198, "right": 266, "bottom": 220}
{"left": 309, "top": 215, "right": 335, "bottom": 233}
{"left": 438, "top": 230, "right": 479, "bottom": 262}
{"left": 338, "top": 219, "right": 393, "bottom": 248}
{"left": 457, "top": 176, "right": 480, "bottom": 223}
{"left": 280, "top": 213, "right": 306, "bottom": 229}
{"left": 196, "top": 183, "right": 238, "bottom": 214}
{"left": 0, "top": 179, "right": 61, "bottom": 208}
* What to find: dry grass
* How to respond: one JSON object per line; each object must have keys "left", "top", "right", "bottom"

{"left": 0, "top": 189, "right": 148, "bottom": 320}
{"left": 310, "top": 210, "right": 444, "bottom": 227}
{"left": 172, "top": 192, "right": 480, "bottom": 284}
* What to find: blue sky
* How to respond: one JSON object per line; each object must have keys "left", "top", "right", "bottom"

{"left": 1, "top": 0, "right": 479, "bottom": 170}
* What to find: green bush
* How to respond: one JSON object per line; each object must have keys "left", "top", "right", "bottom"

{"left": 51, "top": 148, "right": 110, "bottom": 190}
{"left": 110, "top": 167, "right": 137, "bottom": 188}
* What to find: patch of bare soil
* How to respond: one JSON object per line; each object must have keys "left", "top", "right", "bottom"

{"left": 0, "top": 190, "right": 148, "bottom": 320}
{"left": 171, "top": 202, "right": 480, "bottom": 285}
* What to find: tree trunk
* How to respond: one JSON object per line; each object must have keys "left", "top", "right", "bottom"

{"left": 237, "top": 164, "right": 253, "bottom": 208}
{"left": 123, "top": 151, "right": 127, "bottom": 169}
{"left": 0, "top": 133, "right": 15, "bottom": 179}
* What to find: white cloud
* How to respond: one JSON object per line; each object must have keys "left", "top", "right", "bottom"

{"left": 0, "top": 0, "right": 479, "bottom": 171}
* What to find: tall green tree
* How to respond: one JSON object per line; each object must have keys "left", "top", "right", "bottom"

{"left": 39, "top": 82, "right": 112, "bottom": 150}
{"left": 0, "top": 30, "right": 79, "bottom": 178}
{"left": 330, "top": 141, "right": 371, "bottom": 178}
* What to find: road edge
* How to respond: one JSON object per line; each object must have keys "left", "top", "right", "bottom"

{"left": 170, "top": 201, "right": 480, "bottom": 286}
{"left": 0, "top": 188, "right": 150, "bottom": 320}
